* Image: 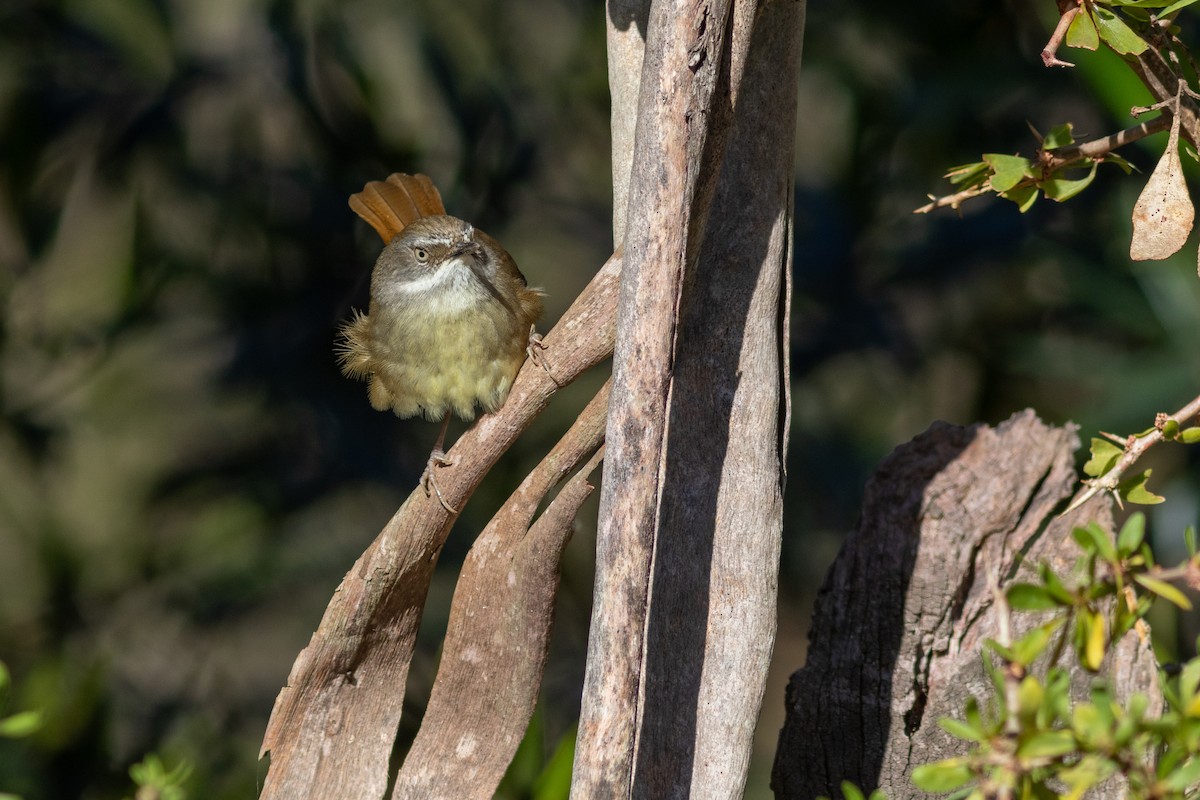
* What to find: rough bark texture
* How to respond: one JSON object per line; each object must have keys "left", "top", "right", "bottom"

{"left": 391, "top": 385, "right": 608, "bottom": 799}
{"left": 573, "top": 0, "right": 803, "bottom": 797}
{"left": 772, "top": 411, "right": 1162, "bottom": 799}
{"left": 606, "top": 0, "right": 648, "bottom": 247}
{"left": 259, "top": 253, "right": 619, "bottom": 800}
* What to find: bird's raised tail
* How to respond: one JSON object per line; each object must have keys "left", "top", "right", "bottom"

{"left": 348, "top": 173, "right": 447, "bottom": 243}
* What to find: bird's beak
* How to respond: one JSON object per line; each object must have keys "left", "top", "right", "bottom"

{"left": 448, "top": 242, "right": 482, "bottom": 262}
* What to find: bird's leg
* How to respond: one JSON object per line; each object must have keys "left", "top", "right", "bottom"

{"left": 421, "top": 415, "right": 458, "bottom": 513}
{"left": 526, "top": 324, "right": 552, "bottom": 377}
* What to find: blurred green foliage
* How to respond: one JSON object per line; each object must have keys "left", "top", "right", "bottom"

{"left": 911, "top": 514, "right": 1200, "bottom": 800}
{"left": 0, "top": 0, "right": 1197, "bottom": 797}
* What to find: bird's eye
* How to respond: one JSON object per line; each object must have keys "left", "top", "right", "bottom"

{"left": 413, "top": 247, "right": 429, "bottom": 263}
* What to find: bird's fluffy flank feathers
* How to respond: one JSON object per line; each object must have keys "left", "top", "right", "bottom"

{"left": 336, "top": 310, "right": 374, "bottom": 381}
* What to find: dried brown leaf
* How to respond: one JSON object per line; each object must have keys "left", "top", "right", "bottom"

{"left": 1131, "top": 109, "right": 1194, "bottom": 261}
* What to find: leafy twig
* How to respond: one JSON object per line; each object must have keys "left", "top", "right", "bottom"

{"left": 1063, "top": 392, "right": 1200, "bottom": 515}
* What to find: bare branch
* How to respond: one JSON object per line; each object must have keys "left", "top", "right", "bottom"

{"left": 914, "top": 185, "right": 990, "bottom": 215}
{"left": 1043, "top": 115, "right": 1170, "bottom": 168}
{"left": 392, "top": 382, "right": 610, "bottom": 799}
{"left": 1041, "top": 5, "right": 1080, "bottom": 69}
{"left": 1124, "top": 26, "right": 1200, "bottom": 150}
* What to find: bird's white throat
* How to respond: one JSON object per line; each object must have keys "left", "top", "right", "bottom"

{"left": 387, "top": 258, "right": 485, "bottom": 312}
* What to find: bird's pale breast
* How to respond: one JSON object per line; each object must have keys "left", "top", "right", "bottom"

{"left": 362, "top": 266, "right": 531, "bottom": 420}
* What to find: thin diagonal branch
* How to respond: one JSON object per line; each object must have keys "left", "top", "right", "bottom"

{"left": 1063, "top": 392, "right": 1200, "bottom": 515}
{"left": 1043, "top": 115, "right": 1170, "bottom": 168}
{"left": 393, "top": 381, "right": 611, "bottom": 799}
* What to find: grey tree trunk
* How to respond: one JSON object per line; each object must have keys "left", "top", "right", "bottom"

{"left": 573, "top": 0, "right": 805, "bottom": 797}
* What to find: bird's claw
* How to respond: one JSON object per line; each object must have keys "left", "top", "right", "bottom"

{"left": 527, "top": 326, "right": 552, "bottom": 377}
{"left": 421, "top": 451, "right": 458, "bottom": 514}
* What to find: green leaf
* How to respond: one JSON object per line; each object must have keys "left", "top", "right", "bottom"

{"left": 983, "top": 650, "right": 1005, "bottom": 697}
{"left": 1134, "top": 573, "right": 1193, "bottom": 609}
{"left": 1161, "top": 0, "right": 1200, "bottom": 14}
{"left": 1000, "top": 184, "right": 1039, "bottom": 212}
{"left": 1017, "top": 676, "right": 1044, "bottom": 719}
{"left": 985, "top": 638, "right": 1017, "bottom": 663}
{"left": 983, "top": 154, "right": 1034, "bottom": 192}
{"left": 532, "top": 725, "right": 575, "bottom": 800}
{"left": 1102, "top": 152, "right": 1136, "bottom": 174}
{"left": 0, "top": 709, "right": 43, "bottom": 738}
{"left": 1040, "top": 669, "right": 1072, "bottom": 727}
{"left": 1117, "top": 512, "right": 1146, "bottom": 556}
{"left": 1071, "top": 526, "right": 1099, "bottom": 557}
{"left": 840, "top": 782, "right": 866, "bottom": 800}
{"left": 1113, "top": 708, "right": 1137, "bottom": 747}
{"left": 1085, "top": 610, "right": 1107, "bottom": 671}
{"left": 1041, "top": 162, "right": 1098, "bottom": 202}
{"left": 1186, "top": 525, "right": 1197, "bottom": 557}
{"left": 1083, "top": 438, "right": 1122, "bottom": 477}
{"left": 1185, "top": 658, "right": 1200, "bottom": 700}
{"left": 840, "top": 782, "right": 868, "bottom": 800}
{"left": 1017, "top": 729, "right": 1076, "bottom": 760}
{"left": 1158, "top": 742, "right": 1189, "bottom": 777}
{"left": 947, "top": 161, "right": 990, "bottom": 187}
{"left": 1161, "top": 756, "right": 1200, "bottom": 790}
{"left": 1072, "top": 702, "right": 1104, "bottom": 741}
{"left": 1058, "top": 755, "right": 1116, "bottom": 800}
{"left": 1038, "top": 564, "right": 1076, "bottom": 605}
{"left": 1073, "top": 521, "right": 1118, "bottom": 563}
{"left": 1181, "top": 427, "right": 1200, "bottom": 443}
{"left": 912, "top": 760, "right": 974, "bottom": 793}
{"left": 1067, "top": 7, "right": 1100, "bottom": 49}
{"left": 1012, "top": 621, "right": 1064, "bottom": 666}
{"left": 1092, "top": 5, "right": 1150, "bottom": 53}
{"left": 1007, "top": 583, "right": 1063, "bottom": 610}
{"left": 1043, "top": 123, "right": 1075, "bottom": 149}
{"left": 1107, "top": 0, "right": 1187, "bottom": 7}
{"left": 1119, "top": 470, "right": 1165, "bottom": 505}
{"left": 1128, "top": 692, "right": 1149, "bottom": 722}
{"left": 939, "top": 717, "right": 986, "bottom": 743}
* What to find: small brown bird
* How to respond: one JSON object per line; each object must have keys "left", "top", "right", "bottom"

{"left": 338, "top": 173, "right": 544, "bottom": 510}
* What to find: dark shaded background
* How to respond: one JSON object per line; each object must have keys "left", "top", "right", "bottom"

{"left": 1, "top": 0, "right": 1197, "bottom": 797}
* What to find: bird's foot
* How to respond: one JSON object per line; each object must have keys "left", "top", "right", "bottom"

{"left": 527, "top": 326, "right": 553, "bottom": 378}
{"left": 421, "top": 449, "right": 458, "bottom": 514}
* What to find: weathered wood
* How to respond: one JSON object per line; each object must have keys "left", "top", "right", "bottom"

{"left": 575, "top": 0, "right": 736, "bottom": 791}
{"left": 634, "top": 1, "right": 802, "bottom": 796}
{"left": 391, "top": 383, "right": 609, "bottom": 799}
{"left": 259, "top": 252, "right": 620, "bottom": 800}
{"left": 772, "top": 411, "right": 1162, "bottom": 799}
{"left": 606, "top": 0, "right": 648, "bottom": 246}
{"left": 575, "top": 0, "right": 803, "bottom": 796}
